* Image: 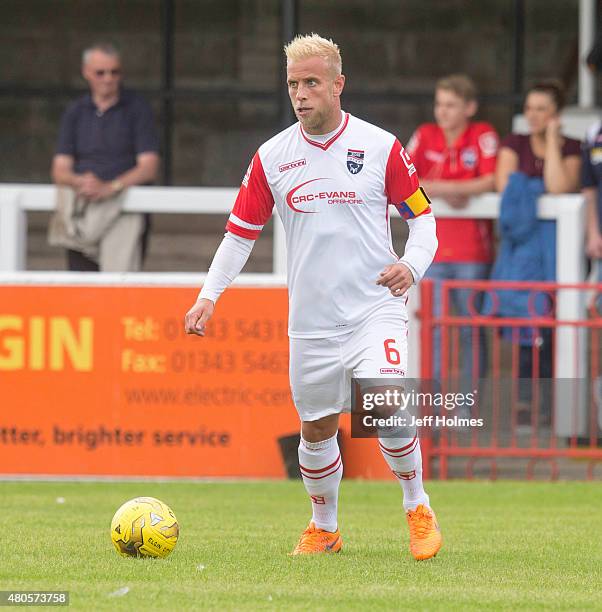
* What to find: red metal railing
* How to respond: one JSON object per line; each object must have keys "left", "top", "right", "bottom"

{"left": 419, "top": 279, "right": 602, "bottom": 480}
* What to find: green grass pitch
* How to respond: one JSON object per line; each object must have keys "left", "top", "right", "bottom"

{"left": 1, "top": 480, "right": 602, "bottom": 610}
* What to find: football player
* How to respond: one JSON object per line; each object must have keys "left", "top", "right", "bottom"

{"left": 184, "top": 34, "right": 440, "bottom": 560}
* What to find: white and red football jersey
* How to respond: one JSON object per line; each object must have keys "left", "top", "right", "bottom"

{"left": 226, "top": 112, "right": 431, "bottom": 339}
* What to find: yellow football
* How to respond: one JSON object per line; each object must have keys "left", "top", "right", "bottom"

{"left": 110, "top": 496, "right": 179, "bottom": 558}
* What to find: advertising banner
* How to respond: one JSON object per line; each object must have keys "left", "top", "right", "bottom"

{"left": 0, "top": 285, "right": 302, "bottom": 477}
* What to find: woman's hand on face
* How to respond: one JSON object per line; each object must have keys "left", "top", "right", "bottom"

{"left": 545, "top": 116, "right": 562, "bottom": 143}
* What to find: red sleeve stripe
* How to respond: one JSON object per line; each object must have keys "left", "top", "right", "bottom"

{"left": 384, "top": 138, "right": 420, "bottom": 205}
{"left": 228, "top": 212, "right": 264, "bottom": 231}
{"left": 225, "top": 220, "right": 260, "bottom": 240}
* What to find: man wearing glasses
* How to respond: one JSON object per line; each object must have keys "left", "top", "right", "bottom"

{"left": 51, "top": 43, "right": 159, "bottom": 271}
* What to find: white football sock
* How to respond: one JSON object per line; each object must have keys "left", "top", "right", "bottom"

{"left": 298, "top": 433, "right": 342, "bottom": 532}
{"left": 378, "top": 435, "right": 429, "bottom": 511}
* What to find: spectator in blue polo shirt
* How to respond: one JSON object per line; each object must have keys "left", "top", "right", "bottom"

{"left": 50, "top": 43, "right": 160, "bottom": 271}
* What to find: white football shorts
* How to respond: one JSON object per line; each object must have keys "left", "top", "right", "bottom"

{"left": 289, "top": 302, "right": 408, "bottom": 422}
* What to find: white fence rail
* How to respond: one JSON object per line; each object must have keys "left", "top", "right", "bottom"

{"left": 0, "top": 183, "right": 586, "bottom": 278}
{"left": 0, "top": 183, "right": 587, "bottom": 386}
{"left": 0, "top": 184, "right": 267, "bottom": 272}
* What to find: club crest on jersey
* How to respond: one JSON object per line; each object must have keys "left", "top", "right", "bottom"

{"left": 461, "top": 146, "right": 478, "bottom": 169}
{"left": 347, "top": 149, "right": 364, "bottom": 174}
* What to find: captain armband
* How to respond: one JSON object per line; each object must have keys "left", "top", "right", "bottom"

{"left": 396, "top": 187, "right": 432, "bottom": 220}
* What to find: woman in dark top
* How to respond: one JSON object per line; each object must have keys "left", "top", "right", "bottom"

{"left": 494, "top": 81, "right": 581, "bottom": 427}
{"left": 495, "top": 81, "right": 581, "bottom": 193}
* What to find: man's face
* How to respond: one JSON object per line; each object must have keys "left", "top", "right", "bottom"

{"left": 287, "top": 56, "right": 345, "bottom": 134}
{"left": 433, "top": 88, "right": 476, "bottom": 132}
{"left": 82, "top": 50, "right": 122, "bottom": 99}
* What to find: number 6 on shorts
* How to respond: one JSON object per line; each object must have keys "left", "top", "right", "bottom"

{"left": 384, "top": 338, "right": 401, "bottom": 365}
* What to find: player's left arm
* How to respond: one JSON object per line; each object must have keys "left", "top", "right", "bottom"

{"left": 378, "top": 139, "right": 438, "bottom": 297}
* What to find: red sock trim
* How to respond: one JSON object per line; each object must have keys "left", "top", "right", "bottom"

{"left": 300, "top": 457, "right": 342, "bottom": 480}
{"left": 378, "top": 434, "right": 417, "bottom": 454}
{"left": 299, "top": 452, "right": 341, "bottom": 474}
{"left": 379, "top": 437, "right": 418, "bottom": 458}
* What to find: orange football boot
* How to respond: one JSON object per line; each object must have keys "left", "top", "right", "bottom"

{"left": 290, "top": 522, "right": 342, "bottom": 555}
{"left": 406, "top": 504, "right": 442, "bottom": 560}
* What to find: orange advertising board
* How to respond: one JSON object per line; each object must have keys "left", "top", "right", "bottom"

{"left": 0, "top": 284, "right": 396, "bottom": 480}
{"left": 0, "top": 285, "right": 304, "bottom": 477}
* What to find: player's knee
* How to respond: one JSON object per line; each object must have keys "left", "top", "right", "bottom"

{"left": 301, "top": 414, "right": 339, "bottom": 442}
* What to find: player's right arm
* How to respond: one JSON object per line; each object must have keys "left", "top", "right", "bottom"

{"left": 184, "top": 151, "right": 275, "bottom": 336}
{"left": 381, "top": 138, "right": 438, "bottom": 294}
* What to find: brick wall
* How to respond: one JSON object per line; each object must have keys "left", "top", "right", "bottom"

{"left": 0, "top": 0, "right": 582, "bottom": 270}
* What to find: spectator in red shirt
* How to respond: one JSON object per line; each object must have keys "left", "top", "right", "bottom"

{"left": 407, "top": 74, "right": 499, "bottom": 388}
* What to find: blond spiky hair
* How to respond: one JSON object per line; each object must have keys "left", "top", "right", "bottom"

{"left": 284, "top": 33, "right": 342, "bottom": 76}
